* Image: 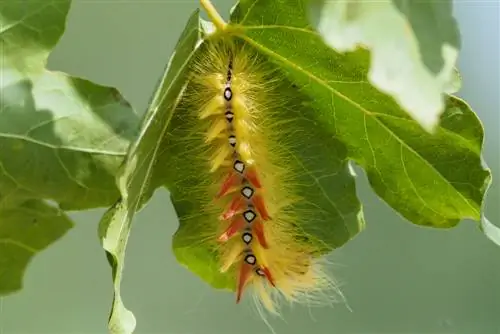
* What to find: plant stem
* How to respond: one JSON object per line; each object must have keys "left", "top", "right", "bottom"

{"left": 200, "top": 0, "right": 227, "bottom": 31}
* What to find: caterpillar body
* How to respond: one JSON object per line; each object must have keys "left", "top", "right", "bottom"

{"left": 164, "top": 35, "right": 359, "bottom": 314}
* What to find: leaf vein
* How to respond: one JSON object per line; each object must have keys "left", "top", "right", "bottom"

{"left": 238, "top": 33, "right": 478, "bottom": 217}
{"left": 400, "top": 145, "right": 447, "bottom": 220}
{"left": 0, "top": 239, "right": 37, "bottom": 253}
{"left": 0, "top": 133, "right": 126, "bottom": 156}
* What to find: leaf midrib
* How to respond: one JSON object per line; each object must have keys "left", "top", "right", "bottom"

{"left": 235, "top": 27, "right": 478, "bottom": 218}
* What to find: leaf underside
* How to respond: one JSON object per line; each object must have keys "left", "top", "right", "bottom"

{"left": 311, "top": 0, "right": 462, "bottom": 132}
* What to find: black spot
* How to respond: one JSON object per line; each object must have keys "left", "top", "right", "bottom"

{"left": 255, "top": 268, "right": 265, "bottom": 276}
{"left": 229, "top": 135, "right": 236, "bottom": 147}
{"left": 225, "top": 111, "right": 234, "bottom": 123}
{"left": 224, "top": 87, "right": 232, "bottom": 101}
{"left": 245, "top": 254, "right": 256, "bottom": 265}
{"left": 233, "top": 160, "right": 245, "bottom": 173}
{"left": 243, "top": 210, "right": 256, "bottom": 223}
{"left": 242, "top": 232, "right": 253, "bottom": 244}
{"left": 241, "top": 186, "right": 254, "bottom": 199}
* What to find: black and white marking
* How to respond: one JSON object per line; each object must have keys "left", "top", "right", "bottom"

{"left": 245, "top": 254, "right": 256, "bottom": 265}
{"left": 223, "top": 59, "right": 267, "bottom": 272}
{"left": 233, "top": 160, "right": 245, "bottom": 173}
{"left": 225, "top": 111, "right": 234, "bottom": 123}
{"left": 242, "top": 232, "right": 253, "bottom": 244}
{"left": 229, "top": 135, "right": 236, "bottom": 147}
{"left": 243, "top": 210, "right": 256, "bottom": 223}
{"left": 241, "top": 186, "right": 254, "bottom": 199}
{"left": 224, "top": 87, "right": 232, "bottom": 101}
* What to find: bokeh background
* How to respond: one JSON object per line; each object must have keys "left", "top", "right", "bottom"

{"left": 1, "top": 0, "right": 498, "bottom": 333}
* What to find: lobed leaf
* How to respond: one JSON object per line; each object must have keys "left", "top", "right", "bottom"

{"left": 311, "top": 0, "right": 462, "bottom": 132}
{"left": 0, "top": 71, "right": 140, "bottom": 210}
{"left": 229, "top": 0, "right": 491, "bottom": 230}
{"left": 0, "top": 0, "right": 139, "bottom": 314}
{"left": 0, "top": 0, "right": 139, "bottom": 211}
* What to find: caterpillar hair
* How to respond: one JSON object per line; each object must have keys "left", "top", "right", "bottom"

{"left": 165, "top": 35, "right": 345, "bottom": 315}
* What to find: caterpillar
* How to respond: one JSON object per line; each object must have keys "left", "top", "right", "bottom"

{"left": 164, "top": 35, "right": 358, "bottom": 315}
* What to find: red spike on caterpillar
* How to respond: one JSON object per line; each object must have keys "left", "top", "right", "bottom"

{"left": 217, "top": 217, "right": 245, "bottom": 242}
{"left": 220, "top": 196, "right": 245, "bottom": 220}
{"left": 236, "top": 260, "right": 253, "bottom": 303}
{"left": 259, "top": 267, "right": 275, "bottom": 287}
{"left": 252, "top": 220, "right": 268, "bottom": 248}
{"left": 245, "top": 167, "right": 262, "bottom": 188}
{"left": 252, "top": 194, "right": 270, "bottom": 221}
{"left": 216, "top": 172, "right": 238, "bottom": 198}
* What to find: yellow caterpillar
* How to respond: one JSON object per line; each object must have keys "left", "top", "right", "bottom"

{"left": 165, "top": 35, "right": 349, "bottom": 315}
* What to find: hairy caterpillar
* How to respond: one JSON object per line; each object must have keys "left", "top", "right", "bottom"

{"left": 163, "top": 34, "right": 359, "bottom": 314}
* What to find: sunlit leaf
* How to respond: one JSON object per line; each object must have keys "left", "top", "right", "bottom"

{"left": 230, "top": 0, "right": 490, "bottom": 230}
{"left": 0, "top": 0, "right": 139, "bottom": 211}
{"left": 311, "top": 0, "right": 461, "bottom": 132}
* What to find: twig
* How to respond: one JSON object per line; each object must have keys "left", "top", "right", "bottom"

{"left": 200, "top": 0, "right": 227, "bottom": 31}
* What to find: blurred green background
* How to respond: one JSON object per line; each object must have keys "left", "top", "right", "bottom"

{"left": 1, "top": 1, "right": 498, "bottom": 333}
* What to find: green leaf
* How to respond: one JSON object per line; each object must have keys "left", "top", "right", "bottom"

{"left": 97, "top": 9, "right": 204, "bottom": 334}
{"left": 0, "top": 0, "right": 139, "bottom": 211}
{"left": 310, "top": 0, "right": 461, "bottom": 132}
{"left": 98, "top": 200, "right": 136, "bottom": 334}
{"left": 0, "top": 199, "right": 73, "bottom": 295}
{"left": 0, "top": 0, "right": 69, "bottom": 72}
{"left": 229, "top": 0, "right": 491, "bottom": 229}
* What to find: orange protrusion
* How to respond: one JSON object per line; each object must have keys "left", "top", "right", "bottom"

{"left": 216, "top": 172, "right": 239, "bottom": 198}
{"left": 221, "top": 196, "right": 245, "bottom": 220}
{"left": 261, "top": 266, "right": 275, "bottom": 287}
{"left": 252, "top": 220, "right": 268, "bottom": 248}
{"left": 236, "top": 262, "right": 252, "bottom": 303}
{"left": 218, "top": 217, "right": 245, "bottom": 243}
{"left": 252, "top": 194, "right": 270, "bottom": 220}
{"left": 245, "top": 167, "right": 261, "bottom": 188}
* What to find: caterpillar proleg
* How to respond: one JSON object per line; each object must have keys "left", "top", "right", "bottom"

{"left": 164, "top": 34, "right": 358, "bottom": 315}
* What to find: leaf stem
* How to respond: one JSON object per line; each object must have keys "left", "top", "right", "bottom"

{"left": 200, "top": 0, "right": 227, "bottom": 31}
